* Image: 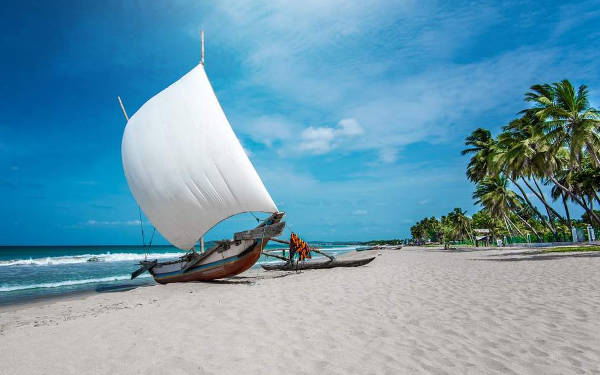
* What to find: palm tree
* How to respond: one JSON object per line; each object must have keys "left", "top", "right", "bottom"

{"left": 462, "top": 128, "right": 495, "bottom": 182}
{"left": 497, "top": 115, "right": 570, "bottom": 231}
{"left": 523, "top": 80, "right": 600, "bottom": 225}
{"left": 526, "top": 79, "right": 600, "bottom": 167}
{"left": 473, "top": 176, "right": 541, "bottom": 239}
{"left": 447, "top": 208, "right": 473, "bottom": 242}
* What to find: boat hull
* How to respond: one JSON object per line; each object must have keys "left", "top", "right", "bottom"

{"left": 151, "top": 239, "right": 265, "bottom": 284}
{"left": 261, "top": 256, "right": 376, "bottom": 271}
{"left": 145, "top": 212, "right": 285, "bottom": 284}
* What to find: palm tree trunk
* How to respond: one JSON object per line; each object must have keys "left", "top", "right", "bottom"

{"left": 532, "top": 178, "right": 564, "bottom": 223}
{"left": 585, "top": 141, "right": 600, "bottom": 166}
{"left": 511, "top": 177, "right": 554, "bottom": 233}
{"left": 522, "top": 178, "right": 564, "bottom": 222}
{"left": 561, "top": 192, "right": 572, "bottom": 232}
{"left": 549, "top": 175, "right": 600, "bottom": 225}
{"left": 502, "top": 216, "right": 513, "bottom": 237}
{"left": 505, "top": 214, "right": 524, "bottom": 237}
{"left": 514, "top": 212, "right": 540, "bottom": 241}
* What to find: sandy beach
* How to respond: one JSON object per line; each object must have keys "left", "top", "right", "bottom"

{"left": 1, "top": 247, "right": 599, "bottom": 374}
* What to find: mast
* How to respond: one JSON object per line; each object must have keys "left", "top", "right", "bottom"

{"left": 117, "top": 96, "right": 146, "bottom": 250}
{"left": 117, "top": 96, "right": 129, "bottom": 121}
{"left": 121, "top": 49, "right": 278, "bottom": 250}
{"left": 201, "top": 30, "right": 205, "bottom": 65}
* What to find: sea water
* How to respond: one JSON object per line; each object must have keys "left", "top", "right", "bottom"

{"left": 0, "top": 243, "right": 358, "bottom": 306}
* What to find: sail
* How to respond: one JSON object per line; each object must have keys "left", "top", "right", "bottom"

{"left": 122, "top": 64, "right": 278, "bottom": 250}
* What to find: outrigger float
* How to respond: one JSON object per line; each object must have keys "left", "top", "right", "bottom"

{"left": 260, "top": 237, "right": 376, "bottom": 271}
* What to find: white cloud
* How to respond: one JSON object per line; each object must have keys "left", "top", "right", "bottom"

{"left": 201, "top": 1, "right": 598, "bottom": 164}
{"left": 298, "top": 118, "right": 363, "bottom": 154}
{"left": 243, "top": 115, "right": 297, "bottom": 147}
{"left": 299, "top": 126, "right": 336, "bottom": 154}
{"left": 378, "top": 148, "right": 399, "bottom": 163}
{"left": 352, "top": 209, "right": 368, "bottom": 215}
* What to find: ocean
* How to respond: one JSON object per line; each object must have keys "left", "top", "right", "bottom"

{"left": 0, "top": 242, "right": 359, "bottom": 306}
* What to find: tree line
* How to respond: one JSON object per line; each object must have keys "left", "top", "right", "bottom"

{"left": 411, "top": 79, "right": 600, "bottom": 244}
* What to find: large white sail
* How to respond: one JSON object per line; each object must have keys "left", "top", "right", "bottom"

{"left": 122, "top": 64, "right": 278, "bottom": 250}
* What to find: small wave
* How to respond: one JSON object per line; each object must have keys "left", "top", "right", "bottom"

{"left": 0, "top": 274, "right": 152, "bottom": 292}
{"left": 314, "top": 246, "right": 358, "bottom": 252}
{"left": 0, "top": 252, "right": 183, "bottom": 267}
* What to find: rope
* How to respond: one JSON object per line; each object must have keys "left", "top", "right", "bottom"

{"left": 249, "top": 212, "right": 261, "bottom": 223}
{"left": 138, "top": 206, "right": 146, "bottom": 247}
{"left": 148, "top": 228, "right": 156, "bottom": 247}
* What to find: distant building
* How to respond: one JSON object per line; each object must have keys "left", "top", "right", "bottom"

{"left": 473, "top": 229, "right": 490, "bottom": 247}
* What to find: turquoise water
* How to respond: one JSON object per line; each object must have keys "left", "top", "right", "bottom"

{"left": 0, "top": 242, "right": 358, "bottom": 306}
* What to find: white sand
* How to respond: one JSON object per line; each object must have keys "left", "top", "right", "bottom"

{"left": 1, "top": 247, "right": 599, "bottom": 374}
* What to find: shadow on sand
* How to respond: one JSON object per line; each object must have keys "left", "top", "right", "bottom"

{"left": 95, "top": 281, "right": 154, "bottom": 293}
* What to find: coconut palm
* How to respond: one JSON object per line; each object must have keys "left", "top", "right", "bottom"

{"left": 522, "top": 80, "right": 600, "bottom": 225}
{"left": 473, "top": 175, "right": 541, "bottom": 239}
{"left": 495, "top": 115, "right": 566, "bottom": 233}
{"left": 462, "top": 128, "right": 495, "bottom": 182}
{"left": 525, "top": 80, "right": 600, "bottom": 167}
{"left": 446, "top": 208, "right": 473, "bottom": 242}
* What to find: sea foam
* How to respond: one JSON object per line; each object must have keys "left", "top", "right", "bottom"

{"left": 0, "top": 252, "right": 183, "bottom": 267}
{"left": 0, "top": 274, "right": 152, "bottom": 292}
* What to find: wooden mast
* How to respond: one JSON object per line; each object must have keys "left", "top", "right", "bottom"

{"left": 117, "top": 96, "right": 129, "bottom": 121}
{"left": 201, "top": 30, "right": 205, "bottom": 65}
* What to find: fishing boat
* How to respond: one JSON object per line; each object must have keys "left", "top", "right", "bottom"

{"left": 261, "top": 256, "right": 375, "bottom": 271}
{"left": 119, "top": 32, "right": 285, "bottom": 283}
{"left": 260, "top": 237, "right": 376, "bottom": 271}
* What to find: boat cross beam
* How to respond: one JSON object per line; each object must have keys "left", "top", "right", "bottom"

{"left": 234, "top": 222, "right": 285, "bottom": 240}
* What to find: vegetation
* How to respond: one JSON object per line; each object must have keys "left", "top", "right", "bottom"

{"left": 410, "top": 80, "right": 600, "bottom": 245}
{"left": 542, "top": 245, "right": 600, "bottom": 253}
{"left": 410, "top": 208, "right": 474, "bottom": 248}
{"left": 363, "top": 239, "right": 404, "bottom": 245}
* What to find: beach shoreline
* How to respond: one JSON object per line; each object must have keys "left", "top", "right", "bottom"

{"left": 2, "top": 247, "right": 599, "bottom": 374}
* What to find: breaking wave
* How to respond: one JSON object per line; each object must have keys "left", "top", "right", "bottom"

{"left": 0, "top": 274, "right": 152, "bottom": 292}
{"left": 0, "top": 252, "right": 183, "bottom": 267}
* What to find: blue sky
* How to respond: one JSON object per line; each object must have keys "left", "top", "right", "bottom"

{"left": 1, "top": 0, "right": 599, "bottom": 245}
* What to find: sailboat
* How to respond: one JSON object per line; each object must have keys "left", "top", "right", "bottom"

{"left": 120, "top": 32, "right": 285, "bottom": 283}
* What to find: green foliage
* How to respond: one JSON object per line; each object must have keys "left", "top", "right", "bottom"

{"left": 462, "top": 79, "right": 600, "bottom": 230}
{"left": 581, "top": 210, "right": 600, "bottom": 225}
{"left": 410, "top": 208, "right": 472, "bottom": 245}
{"left": 410, "top": 79, "right": 599, "bottom": 245}
{"left": 543, "top": 245, "right": 600, "bottom": 253}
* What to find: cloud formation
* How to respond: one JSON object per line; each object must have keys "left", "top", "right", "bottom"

{"left": 299, "top": 118, "right": 363, "bottom": 154}
{"left": 203, "top": 1, "right": 599, "bottom": 164}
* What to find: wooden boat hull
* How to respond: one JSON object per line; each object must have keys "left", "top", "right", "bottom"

{"left": 261, "top": 256, "right": 376, "bottom": 271}
{"left": 142, "top": 212, "right": 284, "bottom": 284}
{"left": 151, "top": 239, "right": 266, "bottom": 284}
